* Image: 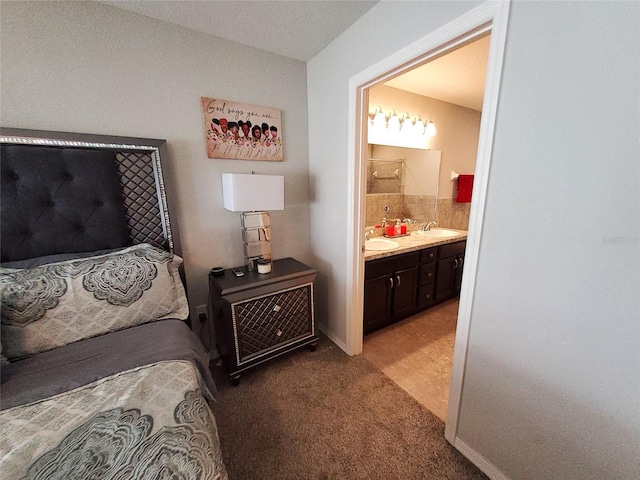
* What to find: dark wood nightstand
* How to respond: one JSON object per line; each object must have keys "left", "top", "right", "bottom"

{"left": 208, "top": 257, "right": 318, "bottom": 385}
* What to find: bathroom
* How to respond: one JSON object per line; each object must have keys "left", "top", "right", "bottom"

{"left": 361, "top": 34, "right": 489, "bottom": 420}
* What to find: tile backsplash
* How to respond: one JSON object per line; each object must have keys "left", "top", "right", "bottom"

{"left": 434, "top": 198, "right": 471, "bottom": 230}
{"left": 366, "top": 195, "right": 470, "bottom": 231}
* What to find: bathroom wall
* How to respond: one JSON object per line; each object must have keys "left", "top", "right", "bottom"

{"left": 368, "top": 85, "right": 481, "bottom": 230}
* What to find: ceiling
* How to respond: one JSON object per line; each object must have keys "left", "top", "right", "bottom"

{"left": 384, "top": 35, "right": 490, "bottom": 112}
{"left": 98, "top": 0, "right": 379, "bottom": 63}
{"left": 99, "top": 0, "right": 487, "bottom": 110}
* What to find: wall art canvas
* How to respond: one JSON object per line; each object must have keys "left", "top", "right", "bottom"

{"left": 201, "top": 97, "right": 283, "bottom": 161}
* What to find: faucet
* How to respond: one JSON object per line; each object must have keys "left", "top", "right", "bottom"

{"left": 422, "top": 221, "right": 438, "bottom": 231}
{"left": 365, "top": 229, "right": 374, "bottom": 241}
{"left": 382, "top": 205, "right": 390, "bottom": 229}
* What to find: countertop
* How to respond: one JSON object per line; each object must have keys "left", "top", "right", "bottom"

{"left": 364, "top": 228, "right": 468, "bottom": 261}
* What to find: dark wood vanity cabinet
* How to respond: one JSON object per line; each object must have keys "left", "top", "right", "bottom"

{"left": 364, "top": 251, "right": 419, "bottom": 334}
{"left": 434, "top": 241, "right": 466, "bottom": 303}
{"left": 364, "top": 240, "right": 467, "bottom": 335}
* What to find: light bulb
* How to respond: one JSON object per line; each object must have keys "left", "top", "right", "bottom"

{"left": 425, "top": 120, "right": 436, "bottom": 137}
{"left": 414, "top": 117, "right": 425, "bottom": 135}
{"left": 372, "top": 111, "right": 386, "bottom": 131}
{"left": 401, "top": 115, "right": 413, "bottom": 132}
{"left": 387, "top": 111, "right": 400, "bottom": 132}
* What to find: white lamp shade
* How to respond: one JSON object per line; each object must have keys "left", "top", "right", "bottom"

{"left": 222, "top": 173, "right": 284, "bottom": 212}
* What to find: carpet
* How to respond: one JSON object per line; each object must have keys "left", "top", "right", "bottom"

{"left": 210, "top": 335, "right": 488, "bottom": 480}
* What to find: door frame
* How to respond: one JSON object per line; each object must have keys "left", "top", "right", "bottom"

{"left": 345, "top": 0, "right": 511, "bottom": 451}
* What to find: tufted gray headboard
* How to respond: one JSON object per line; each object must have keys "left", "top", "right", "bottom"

{"left": 0, "top": 128, "right": 183, "bottom": 264}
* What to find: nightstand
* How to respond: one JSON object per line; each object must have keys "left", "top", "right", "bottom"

{"left": 208, "top": 257, "right": 318, "bottom": 385}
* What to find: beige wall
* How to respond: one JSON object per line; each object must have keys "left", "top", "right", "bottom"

{"left": 0, "top": 1, "right": 312, "bottom": 343}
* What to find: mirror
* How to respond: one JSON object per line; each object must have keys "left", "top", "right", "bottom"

{"left": 365, "top": 144, "right": 441, "bottom": 227}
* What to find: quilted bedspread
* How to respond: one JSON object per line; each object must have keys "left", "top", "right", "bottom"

{"left": 0, "top": 360, "right": 228, "bottom": 480}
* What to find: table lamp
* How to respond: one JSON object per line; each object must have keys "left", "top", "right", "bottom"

{"left": 222, "top": 173, "right": 284, "bottom": 272}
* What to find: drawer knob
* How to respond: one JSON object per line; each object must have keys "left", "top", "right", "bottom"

{"left": 273, "top": 305, "right": 282, "bottom": 312}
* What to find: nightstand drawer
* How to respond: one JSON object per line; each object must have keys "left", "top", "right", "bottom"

{"left": 236, "top": 310, "right": 311, "bottom": 362}
{"left": 232, "top": 284, "right": 314, "bottom": 364}
{"left": 236, "top": 283, "right": 310, "bottom": 318}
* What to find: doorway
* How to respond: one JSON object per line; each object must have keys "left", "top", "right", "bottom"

{"left": 361, "top": 35, "right": 488, "bottom": 422}
{"left": 345, "top": 1, "right": 510, "bottom": 446}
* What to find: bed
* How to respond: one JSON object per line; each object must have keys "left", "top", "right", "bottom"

{"left": 0, "top": 128, "right": 228, "bottom": 480}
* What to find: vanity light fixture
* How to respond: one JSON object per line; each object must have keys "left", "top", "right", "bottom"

{"left": 367, "top": 106, "right": 436, "bottom": 149}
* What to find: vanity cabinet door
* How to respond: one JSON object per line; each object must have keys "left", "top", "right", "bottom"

{"left": 391, "top": 266, "right": 419, "bottom": 318}
{"left": 434, "top": 256, "right": 457, "bottom": 302}
{"left": 364, "top": 274, "right": 393, "bottom": 334}
{"left": 364, "top": 266, "right": 418, "bottom": 334}
{"left": 434, "top": 241, "right": 466, "bottom": 303}
{"left": 453, "top": 253, "right": 464, "bottom": 297}
{"left": 364, "top": 251, "right": 420, "bottom": 334}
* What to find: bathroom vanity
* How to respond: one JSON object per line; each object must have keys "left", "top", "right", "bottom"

{"left": 364, "top": 231, "right": 467, "bottom": 334}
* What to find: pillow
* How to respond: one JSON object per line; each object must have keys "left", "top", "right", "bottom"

{"left": 0, "top": 243, "right": 188, "bottom": 359}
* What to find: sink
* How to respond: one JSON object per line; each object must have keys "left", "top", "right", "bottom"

{"left": 416, "top": 228, "right": 460, "bottom": 238}
{"left": 365, "top": 238, "right": 400, "bottom": 251}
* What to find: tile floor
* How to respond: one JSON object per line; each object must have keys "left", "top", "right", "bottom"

{"left": 362, "top": 299, "right": 459, "bottom": 421}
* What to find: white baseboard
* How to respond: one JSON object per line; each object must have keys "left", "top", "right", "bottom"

{"left": 453, "top": 437, "right": 510, "bottom": 480}
{"left": 318, "top": 324, "right": 349, "bottom": 353}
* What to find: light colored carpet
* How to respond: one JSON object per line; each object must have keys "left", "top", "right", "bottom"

{"left": 210, "top": 335, "right": 487, "bottom": 480}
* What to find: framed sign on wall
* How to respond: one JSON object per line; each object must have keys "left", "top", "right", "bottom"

{"left": 201, "top": 97, "right": 283, "bottom": 161}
